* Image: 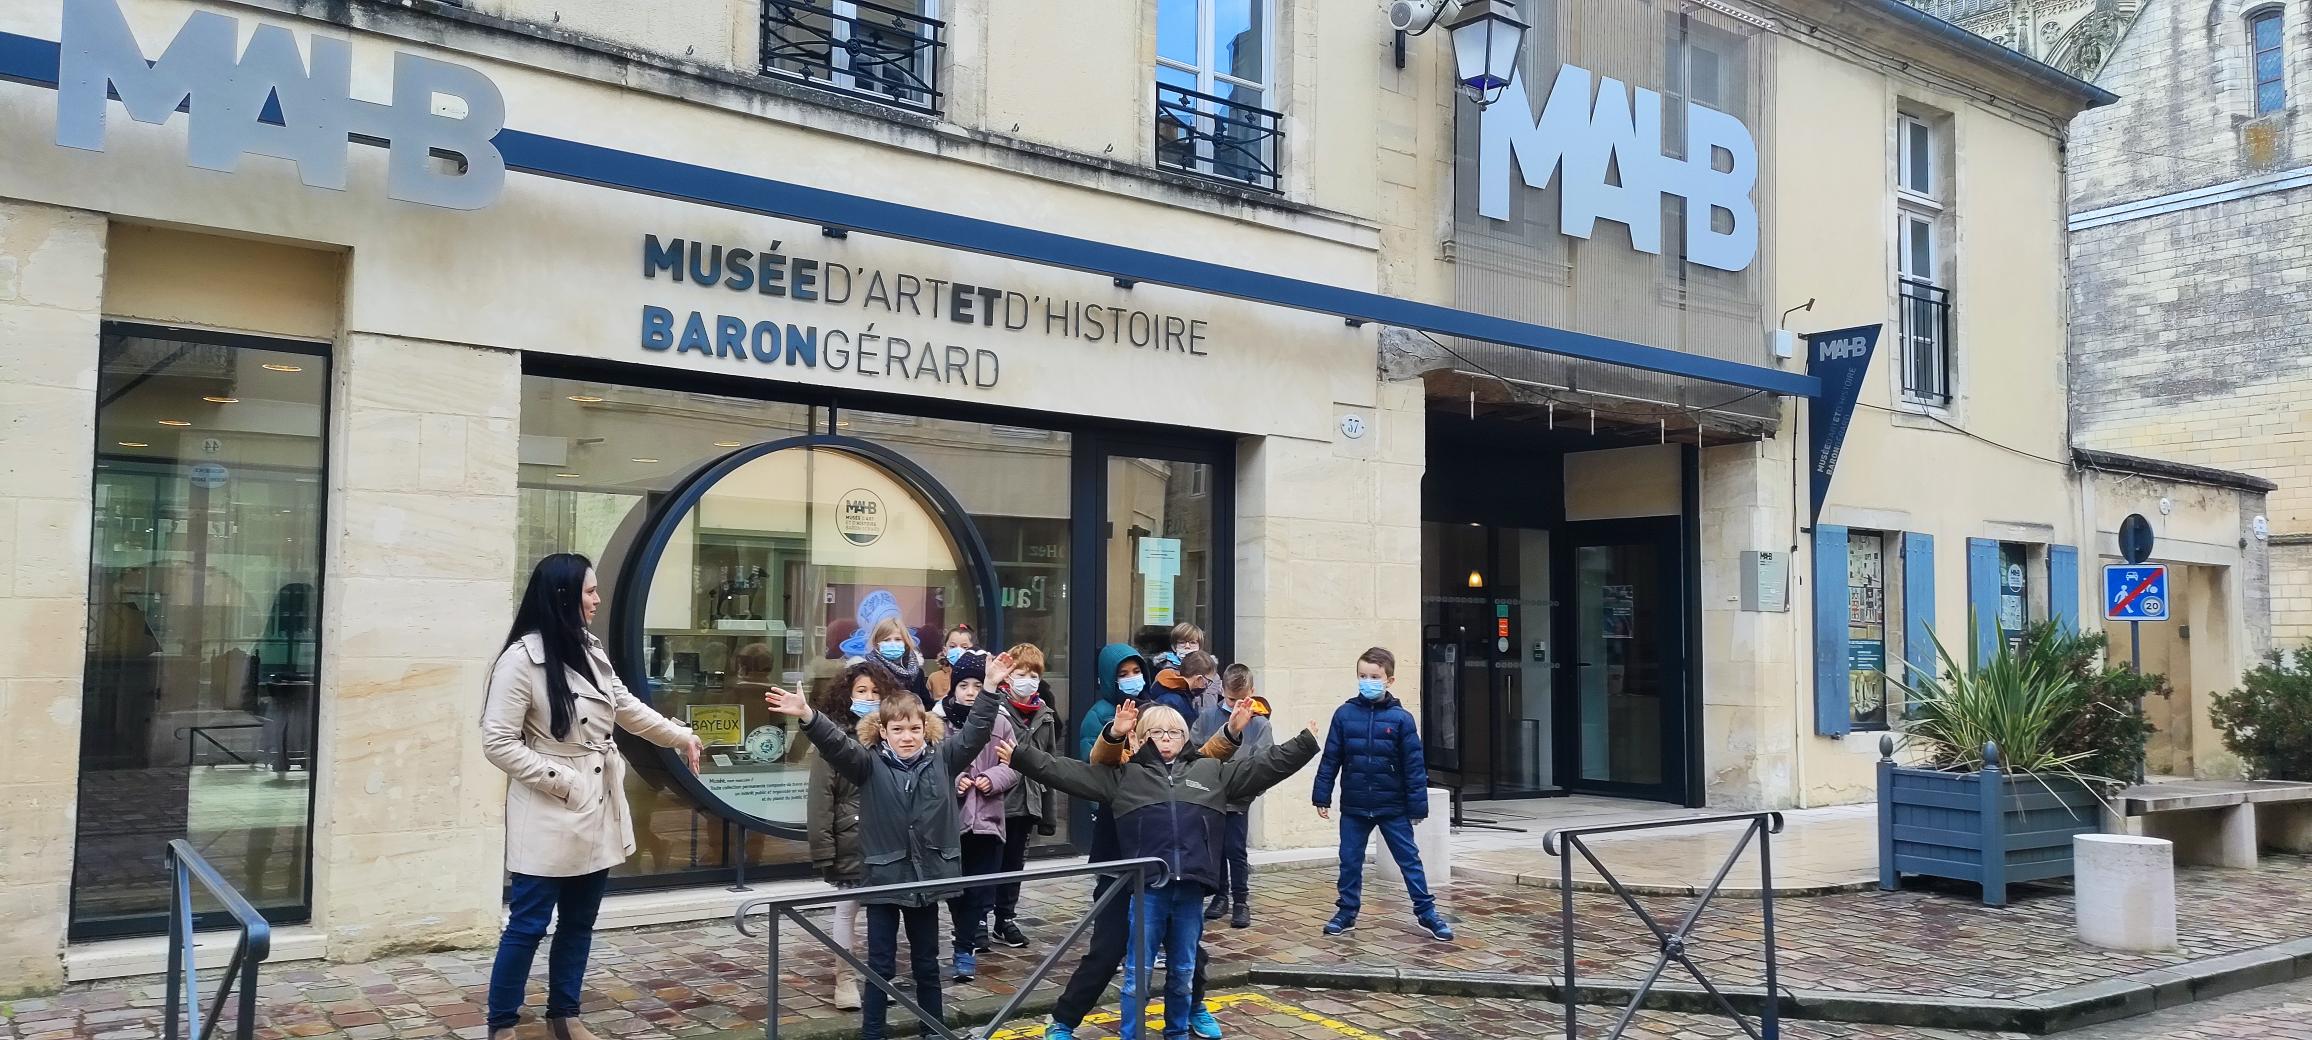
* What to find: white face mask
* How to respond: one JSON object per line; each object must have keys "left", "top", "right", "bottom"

{"left": 1011, "top": 676, "right": 1041, "bottom": 697}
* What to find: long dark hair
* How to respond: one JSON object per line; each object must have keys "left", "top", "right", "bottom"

{"left": 506, "top": 553, "right": 599, "bottom": 740}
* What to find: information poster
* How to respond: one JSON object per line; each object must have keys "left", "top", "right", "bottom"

{"left": 686, "top": 704, "right": 746, "bottom": 747}
{"left": 1137, "top": 537, "right": 1182, "bottom": 626}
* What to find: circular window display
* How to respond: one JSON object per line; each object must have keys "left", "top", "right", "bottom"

{"left": 602, "top": 436, "right": 999, "bottom": 839}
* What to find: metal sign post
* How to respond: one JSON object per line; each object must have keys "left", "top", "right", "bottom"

{"left": 2108, "top": 514, "right": 2160, "bottom": 784}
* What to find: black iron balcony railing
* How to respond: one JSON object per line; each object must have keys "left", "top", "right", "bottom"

{"left": 1899, "top": 276, "right": 1952, "bottom": 406}
{"left": 1156, "top": 82, "right": 1284, "bottom": 193}
{"left": 761, "top": 0, "right": 944, "bottom": 114}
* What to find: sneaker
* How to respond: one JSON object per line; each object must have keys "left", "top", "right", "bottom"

{"left": 1190, "top": 1007, "right": 1224, "bottom": 1039}
{"left": 834, "top": 973, "right": 861, "bottom": 1011}
{"left": 994, "top": 919, "right": 1030, "bottom": 948}
{"left": 1204, "top": 896, "right": 1227, "bottom": 921}
{"left": 1417, "top": 913, "right": 1456, "bottom": 942}
{"left": 1230, "top": 902, "right": 1251, "bottom": 930}
{"left": 952, "top": 949, "right": 976, "bottom": 983}
{"left": 1323, "top": 910, "right": 1357, "bottom": 936}
{"left": 1044, "top": 1021, "right": 1077, "bottom": 1040}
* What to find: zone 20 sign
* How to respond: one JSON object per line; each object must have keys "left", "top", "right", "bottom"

{"left": 1478, "top": 66, "right": 1760, "bottom": 273}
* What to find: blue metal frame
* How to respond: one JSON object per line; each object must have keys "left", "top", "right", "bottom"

{"left": 165, "top": 839, "right": 271, "bottom": 1040}
{"left": 0, "top": 28, "right": 1817, "bottom": 397}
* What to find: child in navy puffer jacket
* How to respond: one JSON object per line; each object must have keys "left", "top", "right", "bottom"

{"left": 1310, "top": 647, "right": 1452, "bottom": 942}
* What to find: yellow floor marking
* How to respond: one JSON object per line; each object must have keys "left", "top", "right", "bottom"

{"left": 984, "top": 991, "right": 1388, "bottom": 1040}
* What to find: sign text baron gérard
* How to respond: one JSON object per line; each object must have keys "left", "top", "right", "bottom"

{"left": 636, "top": 234, "right": 1217, "bottom": 391}
{"left": 55, "top": 0, "right": 507, "bottom": 210}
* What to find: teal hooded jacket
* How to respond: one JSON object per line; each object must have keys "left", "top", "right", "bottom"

{"left": 1078, "top": 642, "right": 1151, "bottom": 758}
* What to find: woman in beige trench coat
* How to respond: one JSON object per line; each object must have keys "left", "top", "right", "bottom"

{"left": 482, "top": 553, "right": 702, "bottom": 1040}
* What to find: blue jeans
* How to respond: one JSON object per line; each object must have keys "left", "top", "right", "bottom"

{"left": 1335, "top": 814, "right": 1434, "bottom": 918}
{"left": 1120, "top": 882, "right": 1206, "bottom": 1040}
{"left": 487, "top": 869, "right": 610, "bottom": 1029}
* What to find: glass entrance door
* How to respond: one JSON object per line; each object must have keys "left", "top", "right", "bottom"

{"left": 1562, "top": 518, "right": 1687, "bottom": 802}
{"left": 1421, "top": 523, "right": 1553, "bottom": 799}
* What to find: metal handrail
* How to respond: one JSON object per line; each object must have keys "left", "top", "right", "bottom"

{"left": 1155, "top": 82, "right": 1284, "bottom": 192}
{"left": 760, "top": 0, "right": 945, "bottom": 113}
{"left": 735, "top": 856, "right": 1170, "bottom": 1040}
{"left": 165, "top": 839, "right": 273, "bottom": 1040}
{"left": 1543, "top": 812, "right": 1785, "bottom": 1040}
{"left": 1898, "top": 276, "right": 1952, "bottom": 406}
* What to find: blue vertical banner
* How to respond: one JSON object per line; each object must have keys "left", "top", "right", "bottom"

{"left": 1805, "top": 325, "right": 1883, "bottom": 527}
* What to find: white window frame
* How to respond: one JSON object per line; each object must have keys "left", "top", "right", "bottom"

{"left": 1895, "top": 110, "right": 1952, "bottom": 409}
{"left": 1155, "top": 0, "right": 1277, "bottom": 176}
{"left": 1897, "top": 115, "right": 1938, "bottom": 206}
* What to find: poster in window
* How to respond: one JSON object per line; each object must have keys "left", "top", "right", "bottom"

{"left": 1602, "top": 585, "right": 1635, "bottom": 639}
{"left": 686, "top": 703, "right": 746, "bottom": 747}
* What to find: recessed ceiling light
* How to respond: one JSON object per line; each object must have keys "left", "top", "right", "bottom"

{"left": 630, "top": 457, "right": 660, "bottom": 464}
{"left": 118, "top": 441, "right": 148, "bottom": 448}
{"left": 567, "top": 395, "right": 605, "bottom": 403}
{"left": 261, "top": 363, "right": 302, "bottom": 373}
{"left": 203, "top": 395, "right": 240, "bottom": 404}
{"left": 555, "top": 472, "right": 581, "bottom": 478}
{"left": 714, "top": 440, "right": 743, "bottom": 448}
{"left": 836, "top": 420, "right": 853, "bottom": 428}
{"left": 157, "top": 419, "right": 192, "bottom": 427}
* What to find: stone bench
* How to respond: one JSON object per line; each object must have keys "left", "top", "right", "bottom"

{"left": 2105, "top": 780, "right": 2312, "bottom": 868}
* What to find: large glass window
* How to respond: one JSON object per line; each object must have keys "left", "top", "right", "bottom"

{"left": 1104, "top": 457, "right": 1216, "bottom": 656}
{"left": 517, "top": 376, "right": 1077, "bottom": 880}
{"left": 73, "top": 326, "right": 329, "bottom": 938}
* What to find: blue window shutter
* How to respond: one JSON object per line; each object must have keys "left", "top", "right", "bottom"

{"left": 1814, "top": 525, "right": 1852, "bottom": 737}
{"left": 1902, "top": 532, "right": 1936, "bottom": 688}
{"left": 1966, "top": 538, "right": 2001, "bottom": 669}
{"left": 2049, "top": 545, "right": 2080, "bottom": 633}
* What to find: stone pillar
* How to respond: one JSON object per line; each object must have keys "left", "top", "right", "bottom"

{"left": 0, "top": 201, "right": 103, "bottom": 995}
{"left": 1698, "top": 428, "right": 1800, "bottom": 809}
{"left": 310, "top": 333, "right": 521, "bottom": 961}
{"left": 2073, "top": 834, "right": 2176, "bottom": 951}
{"left": 2214, "top": 802, "right": 2259, "bottom": 868}
{"left": 1236, "top": 381, "right": 1424, "bottom": 853}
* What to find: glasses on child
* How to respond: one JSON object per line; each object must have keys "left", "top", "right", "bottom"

{"left": 1145, "top": 728, "right": 1188, "bottom": 739}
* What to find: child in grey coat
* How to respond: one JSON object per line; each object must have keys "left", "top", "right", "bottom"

{"left": 1190, "top": 663, "right": 1271, "bottom": 928}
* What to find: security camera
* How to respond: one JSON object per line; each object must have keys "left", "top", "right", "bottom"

{"left": 1388, "top": 0, "right": 1451, "bottom": 33}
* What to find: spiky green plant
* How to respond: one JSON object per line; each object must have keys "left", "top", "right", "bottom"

{"left": 1885, "top": 615, "right": 2100, "bottom": 779}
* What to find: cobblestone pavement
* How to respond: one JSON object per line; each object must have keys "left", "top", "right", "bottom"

{"left": 987, "top": 989, "right": 2021, "bottom": 1040}
{"left": 2058, "top": 976, "right": 2312, "bottom": 1039}
{"left": 3, "top": 856, "right": 2309, "bottom": 1040}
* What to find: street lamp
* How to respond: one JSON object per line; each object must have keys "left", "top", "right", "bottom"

{"left": 1444, "top": 0, "right": 1529, "bottom": 107}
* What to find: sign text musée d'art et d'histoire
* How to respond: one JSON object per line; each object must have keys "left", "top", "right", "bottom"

{"left": 635, "top": 234, "right": 1221, "bottom": 391}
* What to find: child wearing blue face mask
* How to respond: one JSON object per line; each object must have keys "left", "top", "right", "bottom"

{"left": 987, "top": 643, "right": 1059, "bottom": 948}
{"left": 927, "top": 623, "right": 979, "bottom": 703}
{"left": 863, "top": 616, "right": 934, "bottom": 708}
{"left": 1311, "top": 647, "right": 1452, "bottom": 943}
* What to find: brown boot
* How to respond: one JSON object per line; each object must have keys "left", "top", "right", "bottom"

{"left": 546, "top": 1018, "right": 602, "bottom": 1040}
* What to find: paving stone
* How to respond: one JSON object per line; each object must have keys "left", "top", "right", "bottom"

{"left": 7, "top": 857, "right": 2312, "bottom": 1040}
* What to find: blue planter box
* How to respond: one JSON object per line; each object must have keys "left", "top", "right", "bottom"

{"left": 1876, "top": 738, "right": 2102, "bottom": 906}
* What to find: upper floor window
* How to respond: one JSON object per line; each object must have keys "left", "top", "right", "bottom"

{"left": 1895, "top": 112, "right": 1952, "bottom": 406}
{"left": 1155, "top": 0, "right": 1283, "bottom": 191}
{"left": 761, "top": 0, "right": 945, "bottom": 114}
{"left": 2252, "top": 8, "right": 2286, "bottom": 115}
{"left": 1898, "top": 116, "right": 1934, "bottom": 199}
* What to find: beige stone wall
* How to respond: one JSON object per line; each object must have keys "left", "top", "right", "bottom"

{"left": 0, "top": 200, "right": 104, "bottom": 995}
{"left": 311, "top": 333, "right": 522, "bottom": 960}
{"left": 1236, "top": 380, "right": 1425, "bottom": 850}
{"left": 1699, "top": 429, "right": 1801, "bottom": 809}
{"left": 2277, "top": 542, "right": 2312, "bottom": 647}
